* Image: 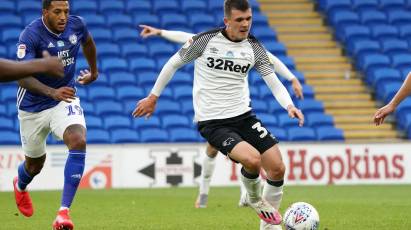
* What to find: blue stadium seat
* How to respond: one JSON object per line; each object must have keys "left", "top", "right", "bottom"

{"left": 95, "top": 100, "right": 123, "bottom": 116}
{"left": 72, "top": 2, "right": 98, "bottom": 15}
{"left": 161, "top": 14, "right": 188, "bottom": 29}
{"left": 161, "top": 114, "right": 190, "bottom": 129}
{"left": 296, "top": 99, "right": 324, "bottom": 113}
{"left": 306, "top": 113, "right": 334, "bottom": 128}
{"left": 126, "top": 1, "right": 151, "bottom": 14}
{"left": 182, "top": 1, "right": 207, "bottom": 14}
{"left": 368, "top": 68, "right": 402, "bottom": 86}
{"left": 268, "top": 101, "right": 286, "bottom": 116}
{"left": 287, "top": 127, "right": 317, "bottom": 141}
{"left": 277, "top": 56, "right": 296, "bottom": 70}
{"left": 111, "top": 129, "right": 139, "bottom": 143}
{"left": 89, "top": 28, "right": 112, "bottom": 42}
{"left": 0, "top": 104, "right": 7, "bottom": 116}
{"left": 0, "top": 116, "right": 14, "bottom": 131}
{"left": 352, "top": 0, "right": 378, "bottom": 12}
{"left": 253, "top": 13, "right": 269, "bottom": 27}
{"left": 169, "top": 72, "right": 193, "bottom": 87}
{"left": 348, "top": 39, "right": 380, "bottom": 57}
{"left": 330, "top": 10, "right": 360, "bottom": 28}
{"left": 107, "top": 15, "right": 133, "bottom": 28}
{"left": 87, "top": 129, "right": 110, "bottom": 144}
{"left": 189, "top": 14, "right": 215, "bottom": 29}
{"left": 316, "top": 127, "right": 344, "bottom": 141}
{"left": 99, "top": 1, "right": 125, "bottom": 15}
{"left": 0, "top": 45, "right": 7, "bottom": 57}
{"left": 337, "top": 25, "right": 370, "bottom": 43}
{"left": 371, "top": 24, "right": 399, "bottom": 41}
{"left": 133, "top": 116, "right": 161, "bottom": 130}
{"left": 153, "top": 0, "right": 179, "bottom": 14}
{"left": 7, "top": 101, "right": 17, "bottom": 117}
{"left": 82, "top": 14, "right": 105, "bottom": 29}
{"left": 169, "top": 128, "right": 198, "bottom": 142}
{"left": 360, "top": 10, "right": 387, "bottom": 26}
{"left": 85, "top": 115, "right": 103, "bottom": 129}
{"left": 388, "top": 10, "right": 411, "bottom": 26}
{"left": 130, "top": 58, "right": 157, "bottom": 72}
{"left": 356, "top": 54, "right": 390, "bottom": 73}
{"left": 121, "top": 44, "right": 148, "bottom": 59}
{"left": 96, "top": 43, "right": 121, "bottom": 58}
{"left": 323, "top": 0, "right": 352, "bottom": 14}
{"left": 75, "top": 87, "right": 87, "bottom": 99}
{"left": 133, "top": 14, "right": 160, "bottom": 28}
{"left": 264, "top": 41, "right": 287, "bottom": 56}
{"left": 173, "top": 85, "right": 192, "bottom": 101}
{"left": 0, "top": 15, "right": 22, "bottom": 30}
{"left": 1, "top": 87, "right": 17, "bottom": 102}
{"left": 289, "top": 84, "right": 315, "bottom": 99}
{"left": 101, "top": 58, "right": 128, "bottom": 73}
{"left": 209, "top": 0, "right": 224, "bottom": 12}
{"left": 81, "top": 101, "right": 95, "bottom": 116}
{"left": 399, "top": 24, "right": 411, "bottom": 39}
{"left": 0, "top": 131, "right": 20, "bottom": 145}
{"left": 380, "top": 0, "right": 406, "bottom": 12}
{"left": 113, "top": 28, "right": 139, "bottom": 43}
{"left": 0, "top": 1, "right": 15, "bottom": 15}
{"left": 181, "top": 100, "right": 194, "bottom": 115}
{"left": 17, "top": 1, "right": 41, "bottom": 15}
{"left": 252, "top": 26, "right": 277, "bottom": 42}
{"left": 381, "top": 39, "right": 409, "bottom": 56}
{"left": 137, "top": 71, "right": 158, "bottom": 87}
{"left": 156, "top": 99, "right": 181, "bottom": 115}
{"left": 278, "top": 114, "right": 300, "bottom": 128}
{"left": 2, "top": 29, "right": 21, "bottom": 44}
{"left": 391, "top": 54, "right": 411, "bottom": 69}
{"left": 104, "top": 115, "right": 131, "bottom": 130}
{"left": 381, "top": 82, "right": 403, "bottom": 103}
{"left": 88, "top": 86, "right": 116, "bottom": 101}
{"left": 395, "top": 98, "right": 411, "bottom": 123}
{"left": 140, "top": 128, "right": 169, "bottom": 142}
{"left": 267, "top": 127, "right": 287, "bottom": 141}
{"left": 251, "top": 99, "right": 268, "bottom": 114}
{"left": 109, "top": 72, "right": 137, "bottom": 87}
{"left": 258, "top": 113, "right": 278, "bottom": 127}
{"left": 116, "top": 85, "right": 146, "bottom": 102}
{"left": 148, "top": 43, "right": 175, "bottom": 59}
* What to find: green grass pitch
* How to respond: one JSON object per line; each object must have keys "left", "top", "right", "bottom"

{"left": 1, "top": 185, "right": 410, "bottom": 229}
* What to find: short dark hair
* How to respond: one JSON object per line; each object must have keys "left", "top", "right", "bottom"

{"left": 224, "top": 0, "right": 250, "bottom": 17}
{"left": 42, "top": 0, "right": 68, "bottom": 10}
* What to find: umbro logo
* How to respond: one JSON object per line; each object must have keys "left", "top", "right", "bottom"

{"left": 222, "top": 137, "right": 235, "bottom": 147}
{"left": 210, "top": 47, "right": 219, "bottom": 54}
{"left": 48, "top": 42, "right": 55, "bottom": 48}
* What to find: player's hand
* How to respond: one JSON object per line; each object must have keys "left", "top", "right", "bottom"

{"left": 287, "top": 105, "right": 304, "bottom": 127}
{"left": 40, "top": 51, "right": 64, "bottom": 78}
{"left": 291, "top": 78, "right": 303, "bottom": 99}
{"left": 51, "top": 87, "right": 76, "bottom": 103}
{"left": 77, "top": 69, "right": 98, "bottom": 85}
{"left": 132, "top": 94, "right": 158, "bottom": 119}
{"left": 374, "top": 103, "right": 395, "bottom": 126}
{"left": 139, "top": 24, "right": 161, "bottom": 38}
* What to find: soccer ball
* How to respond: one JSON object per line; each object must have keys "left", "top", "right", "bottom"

{"left": 283, "top": 202, "right": 319, "bottom": 230}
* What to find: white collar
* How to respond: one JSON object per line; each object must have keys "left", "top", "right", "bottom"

{"left": 42, "top": 16, "right": 62, "bottom": 37}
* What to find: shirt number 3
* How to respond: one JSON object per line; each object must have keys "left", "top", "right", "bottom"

{"left": 252, "top": 122, "right": 268, "bottom": 138}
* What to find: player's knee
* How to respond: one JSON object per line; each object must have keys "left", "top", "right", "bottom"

{"left": 206, "top": 144, "right": 218, "bottom": 158}
{"left": 267, "top": 162, "right": 286, "bottom": 179}
{"left": 65, "top": 132, "right": 86, "bottom": 150}
{"left": 243, "top": 154, "right": 261, "bottom": 172}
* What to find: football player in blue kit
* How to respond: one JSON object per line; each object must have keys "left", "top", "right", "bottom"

{"left": 12, "top": 1, "right": 98, "bottom": 229}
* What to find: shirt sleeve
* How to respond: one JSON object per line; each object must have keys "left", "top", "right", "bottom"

{"left": 77, "top": 16, "right": 90, "bottom": 44}
{"left": 16, "top": 28, "right": 37, "bottom": 61}
{"left": 178, "top": 30, "right": 217, "bottom": 64}
{"left": 266, "top": 51, "right": 296, "bottom": 81}
{"left": 161, "top": 30, "right": 195, "bottom": 44}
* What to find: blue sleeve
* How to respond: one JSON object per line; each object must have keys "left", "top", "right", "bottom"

{"left": 16, "top": 28, "right": 37, "bottom": 61}
{"left": 78, "top": 16, "right": 90, "bottom": 44}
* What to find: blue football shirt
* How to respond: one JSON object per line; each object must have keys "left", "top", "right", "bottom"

{"left": 16, "top": 15, "right": 89, "bottom": 112}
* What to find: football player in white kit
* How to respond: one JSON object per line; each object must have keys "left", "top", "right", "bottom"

{"left": 138, "top": 24, "right": 304, "bottom": 211}
{"left": 134, "top": 0, "right": 304, "bottom": 228}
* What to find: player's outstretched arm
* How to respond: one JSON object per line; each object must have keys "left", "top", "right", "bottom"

{"left": 374, "top": 73, "right": 411, "bottom": 125}
{"left": 266, "top": 51, "right": 303, "bottom": 99}
{"left": 0, "top": 51, "right": 63, "bottom": 82}
{"left": 78, "top": 35, "right": 98, "bottom": 85}
{"left": 139, "top": 25, "right": 194, "bottom": 44}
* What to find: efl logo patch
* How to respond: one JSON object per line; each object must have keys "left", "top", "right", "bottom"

{"left": 17, "top": 44, "right": 26, "bottom": 59}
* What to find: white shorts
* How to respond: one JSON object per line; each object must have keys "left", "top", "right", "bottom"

{"left": 18, "top": 97, "right": 86, "bottom": 158}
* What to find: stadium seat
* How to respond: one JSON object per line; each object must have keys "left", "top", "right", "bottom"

{"left": 109, "top": 72, "right": 137, "bottom": 87}
{"left": 264, "top": 41, "right": 287, "bottom": 56}
{"left": 130, "top": 58, "right": 157, "bottom": 72}
{"left": 75, "top": 87, "right": 87, "bottom": 99}
{"left": 7, "top": 101, "right": 17, "bottom": 118}
{"left": 161, "top": 114, "right": 190, "bottom": 129}
{"left": 0, "top": 45, "right": 7, "bottom": 57}
{"left": 278, "top": 114, "right": 300, "bottom": 128}
{"left": 329, "top": 10, "right": 360, "bottom": 28}
{"left": 0, "top": 116, "right": 14, "bottom": 131}
{"left": 348, "top": 39, "right": 380, "bottom": 57}
{"left": 189, "top": 14, "right": 216, "bottom": 29}
{"left": 391, "top": 54, "right": 411, "bottom": 69}
{"left": 267, "top": 127, "right": 287, "bottom": 141}
{"left": 17, "top": 1, "right": 41, "bottom": 15}
{"left": 161, "top": 13, "right": 188, "bottom": 29}
{"left": 306, "top": 113, "right": 335, "bottom": 128}
{"left": 101, "top": 58, "right": 128, "bottom": 73}
{"left": 0, "top": 15, "right": 22, "bottom": 30}
{"left": 316, "top": 127, "right": 344, "bottom": 141}
{"left": 360, "top": 10, "right": 387, "bottom": 26}
{"left": 81, "top": 101, "right": 95, "bottom": 116}
{"left": 88, "top": 86, "right": 116, "bottom": 101}
{"left": 82, "top": 14, "right": 105, "bottom": 29}
{"left": 371, "top": 25, "right": 399, "bottom": 41}
{"left": 169, "top": 128, "right": 198, "bottom": 142}
{"left": 87, "top": 129, "right": 110, "bottom": 144}
{"left": 155, "top": 99, "right": 181, "bottom": 115}
{"left": 133, "top": 14, "right": 160, "bottom": 28}
{"left": 287, "top": 127, "right": 317, "bottom": 141}
{"left": 381, "top": 39, "right": 409, "bottom": 56}
{"left": 251, "top": 99, "right": 268, "bottom": 114}
{"left": 1, "top": 87, "right": 17, "bottom": 102}
{"left": 253, "top": 13, "right": 269, "bottom": 27}
{"left": 148, "top": 43, "right": 175, "bottom": 59}
{"left": 121, "top": 44, "right": 148, "bottom": 59}
{"left": 337, "top": 25, "right": 370, "bottom": 43}
{"left": 252, "top": 26, "right": 277, "bottom": 42}
{"left": 258, "top": 113, "right": 278, "bottom": 127}
{"left": 352, "top": 0, "right": 379, "bottom": 12}
{"left": 137, "top": 71, "right": 158, "bottom": 87}
{"left": 356, "top": 54, "right": 390, "bottom": 73}
{"left": 153, "top": 0, "right": 179, "bottom": 14}
{"left": 72, "top": 2, "right": 98, "bottom": 15}
{"left": 182, "top": 1, "right": 207, "bottom": 14}
{"left": 0, "top": 131, "right": 20, "bottom": 145}
{"left": 140, "top": 128, "right": 169, "bottom": 142}
{"left": 89, "top": 28, "right": 112, "bottom": 43}
{"left": 99, "top": 1, "right": 125, "bottom": 15}
{"left": 0, "top": 1, "right": 15, "bottom": 15}
{"left": 169, "top": 72, "right": 193, "bottom": 87}
{"left": 323, "top": 0, "right": 352, "bottom": 14}
{"left": 111, "top": 129, "right": 139, "bottom": 143}
{"left": 381, "top": 82, "right": 403, "bottom": 103}
{"left": 181, "top": 100, "right": 194, "bottom": 115}
{"left": 97, "top": 43, "right": 121, "bottom": 58}
{"left": 296, "top": 99, "right": 324, "bottom": 114}
{"left": 104, "top": 115, "right": 132, "bottom": 130}
{"left": 0, "top": 104, "right": 7, "bottom": 116}
{"left": 133, "top": 116, "right": 161, "bottom": 130}
{"left": 126, "top": 0, "right": 151, "bottom": 14}
{"left": 95, "top": 100, "right": 123, "bottom": 116}
{"left": 107, "top": 15, "right": 133, "bottom": 29}
{"left": 173, "top": 85, "right": 192, "bottom": 101}
{"left": 113, "top": 28, "right": 139, "bottom": 44}
{"left": 85, "top": 115, "right": 103, "bottom": 129}
{"left": 380, "top": 0, "right": 406, "bottom": 12}
{"left": 2, "top": 29, "right": 21, "bottom": 44}
{"left": 368, "top": 68, "right": 402, "bottom": 86}
{"left": 268, "top": 101, "right": 287, "bottom": 116}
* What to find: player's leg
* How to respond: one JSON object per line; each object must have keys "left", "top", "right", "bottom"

{"left": 195, "top": 143, "right": 218, "bottom": 208}
{"left": 51, "top": 98, "right": 86, "bottom": 230}
{"left": 259, "top": 145, "right": 285, "bottom": 230}
{"left": 15, "top": 110, "right": 50, "bottom": 217}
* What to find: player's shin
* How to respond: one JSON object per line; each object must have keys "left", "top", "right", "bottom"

{"left": 61, "top": 150, "right": 85, "bottom": 209}
{"left": 240, "top": 167, "right": 261, "bottom": 203}
{"left": 262, "top": 179, "right": 284, "bottom": 210}
{"left": 199, "top": 154, "right": 216, "bottom": 195}
{"left": 17, "top": 162, "right": 34, "bottom": 191}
